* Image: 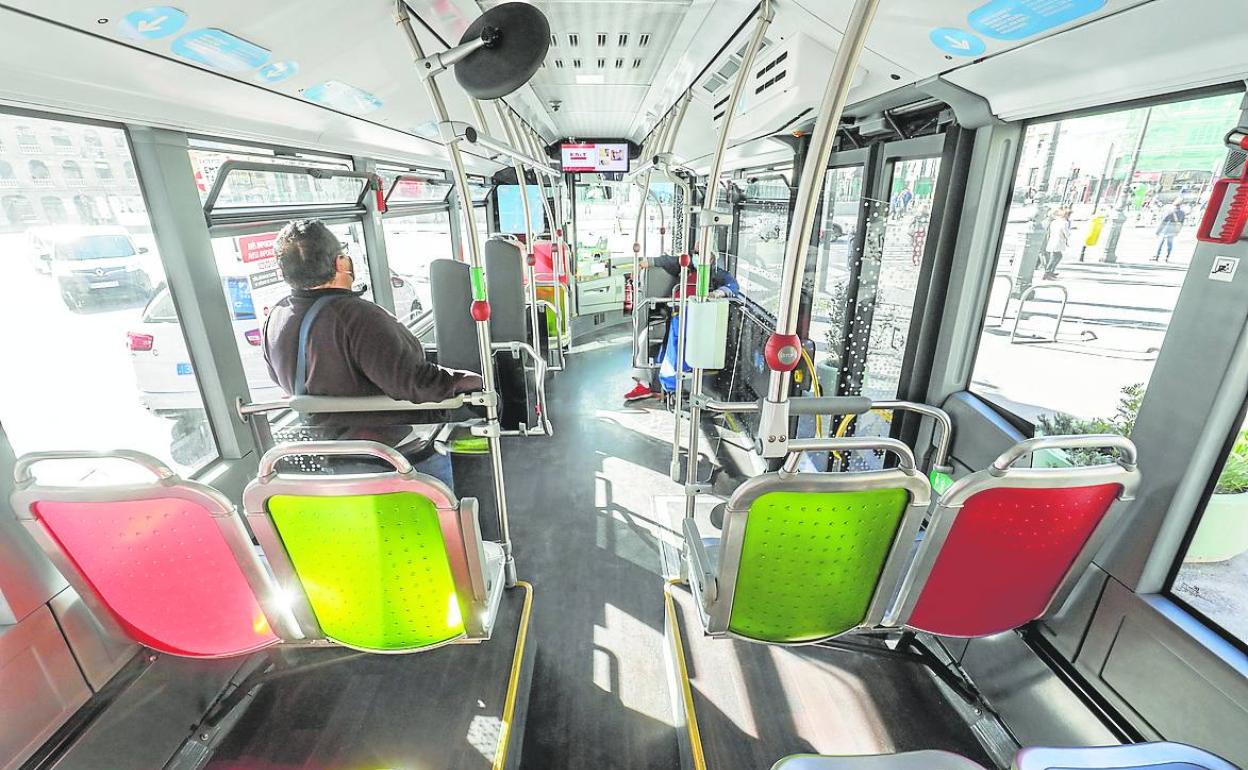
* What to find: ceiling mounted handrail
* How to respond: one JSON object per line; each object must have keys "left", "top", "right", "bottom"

{"left": 202, "top": 159, "right": 377, "bottom": 222}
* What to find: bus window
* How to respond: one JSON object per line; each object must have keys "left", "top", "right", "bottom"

{"left": 1171, "top": 407, "right": 1248, "bottom": 644}
{"left": 808, "top": 165, "right": 866, "bottom": 390}
{"left": 0, "top": 113, "right": 216, "bottom": 476}
{"left": 970, "top": 91, "right": 1242, "bottom": 431}
{"left": 735, "top": 175, "right": 791, "bottom": 316}
{"left": 383, "top": 210, "right": 452, "bottom": 320}
{"left": 188, "top": 143, "right": 353, "bottom": 205}
{"left": 209, "top": 222, "right": 373, "bottom": 400}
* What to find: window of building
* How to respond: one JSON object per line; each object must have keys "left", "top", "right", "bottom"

{"left": 82, "top": 129, "right": 103, "bottom": 153}
{"left": 49, "top": 128, "right": 73, "bottom": 151}
{"left": 123, "top": 160, "right": 137, "bottom": 181}
{"left": 1170, "top": 406, "right": 1248, "bottom": 644}
{"left": 0, "top": 113, "right": 217, "bottom": 476}
{"left": 969, "top": 90, "right": 1243, "bottom": 432}
{"left": 28, "top": 159, "right": 51, "bottom": 181}
{"left": 15, "top": 125, "right": 38, "bottom": 151}
{"left": 0, "top": 160, "right": 14, "bottom": 180}
{"left": 41, "top": 196, "right": 68, "bottom": 224}
{"left": 62, "top": 160, "right": 84, "bottom": 184}
{"left": 94, "top": 160, "right": 114, "bottom": 182}
{"left": 383, "top": 210, "right": 452, "bottom": 320}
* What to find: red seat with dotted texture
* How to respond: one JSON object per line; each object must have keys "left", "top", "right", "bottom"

{"left": 33, "top": 497, "right": 278, "bottom": 657}
{"left": 906, "top": 483, "right": 1122, "bottom": 637}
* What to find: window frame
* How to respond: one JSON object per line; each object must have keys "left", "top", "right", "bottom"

{"left": 201, "top": 159, "right": 377, "bottom": 225}
{"left": 962, "top": 81, "right": 1248, "bottom": 428}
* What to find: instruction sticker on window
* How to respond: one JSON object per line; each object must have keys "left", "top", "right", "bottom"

{"left": 1210, "top": 256, "right": 1239, "bottom": 283}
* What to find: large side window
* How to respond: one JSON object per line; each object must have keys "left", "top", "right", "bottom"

{"left": 969, "top": 91, "right": 1243, "bottom": 434}
{"left": 0, "top": 114, "right": 217, "bottom": 474}
{"left": 1170, "top": 407, "right": 1248, "bottom": 645}
{"left": 734, "top": 174, "right": 792, "bottom": 317}
{"left": 382, "top": 210, "right": 452, "bottom": 321}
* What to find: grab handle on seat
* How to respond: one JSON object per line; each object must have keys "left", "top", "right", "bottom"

{"left": 14, "top": 450, "right": 177, "bottom": 486}
{"left": 991, "top": 434, "right": 1137, "bottom": 473}
{"left": 257, "top": 441, "right": 413, "bottom": 479}
{"left": 781, "top": 437, "right": 917, "bottom": 475}
{"left": 787, "top": 396, "right": 873, "bottom": 416}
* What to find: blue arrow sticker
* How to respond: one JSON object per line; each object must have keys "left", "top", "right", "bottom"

{"left": 118, "top": 6, "right": 187, "bottom": 40}
{"left": 930, "top": 27, "right": 986, "bottom": 57}
{"left": 969, "top": 0, "right": 1106, "bottom": 41}
{"left": 170, "top": 28, "right": 270, "bottom": 73}
{"left": 257, "top": 60, "right": 298, "bottom": 83}
{"left": 303, "top": 81, "right": 384, "bottom": 115}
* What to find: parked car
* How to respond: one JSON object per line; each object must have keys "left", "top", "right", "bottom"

{"left": 36, "top": 226, "right": 154, "bottom": 310}
{"left": 390, "top": 271, "right": 426, "bottom": 320}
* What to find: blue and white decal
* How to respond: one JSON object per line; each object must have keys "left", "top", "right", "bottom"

{"left": 170, "top": 28, "right": 270, "bottom": 73}
{"left": 257, "top": 60, "right": 299, "bottom": 84}
{"left": 303, "top": 81, "right": 384, "bottom": 115}
{"left": 117, "top": 6, "right": 187, "bottom": 40}
{"left": 929, "top": 27, "right": 986, "bottom": 57}
{"left": 968, "top": 0, "right": 1106, "bottom": 41}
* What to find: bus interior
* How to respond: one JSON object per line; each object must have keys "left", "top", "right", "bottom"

{"left": 2, "top": 1, "right": 1248, "bottom": 769}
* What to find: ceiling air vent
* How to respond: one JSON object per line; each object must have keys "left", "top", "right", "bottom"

{"left": 568, "top": 33, "right": 579, "bottom": 47}
{"left": 619, "top": 34, "right": 629, "bottom": 46}
{"left": 705, "top": 34, "right": 863, "bottom": 145}
{"left": 550, "top": 34, "right": 557, "bottom": 47}
{"left": 638, "top": 33, "right": 651, "bottom": 47}
{"left": 572, "top": 58, "right": 581, "bottom": 68}
{"left": 632, "top": 58, "right": 642, "bottom": 68}
{"left": 597, "top": 33, "right": 607, "bottom": 46}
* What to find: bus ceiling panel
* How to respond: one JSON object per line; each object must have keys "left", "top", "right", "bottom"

{"left": 0, "top": 1, "right": 505, "bottom": 174}
{"left": 943, "top": 0, "right": 1248, "bottom": 121}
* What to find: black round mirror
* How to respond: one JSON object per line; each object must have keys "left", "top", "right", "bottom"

{"left": 455, "top": 2, "right": 550, "bottom": 100}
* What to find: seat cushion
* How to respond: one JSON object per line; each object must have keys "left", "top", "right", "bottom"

{"left": 1013, "top": 743, "right": 1237, "bottom": 770}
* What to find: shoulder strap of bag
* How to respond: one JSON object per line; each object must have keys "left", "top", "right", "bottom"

{"left": 294, "top": 294, "right": 341, "bottom": 396}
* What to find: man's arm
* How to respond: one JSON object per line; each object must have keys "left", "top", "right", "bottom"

{"left": 711, "top": 266, "right": 739, "bottom": 296}
{"left": 346, "top": 302, "right": 481, "bottom": 403}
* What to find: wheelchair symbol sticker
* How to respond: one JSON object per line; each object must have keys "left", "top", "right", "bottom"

{"left": 1210, "top": 256, "right": 1239, "bottom": 283}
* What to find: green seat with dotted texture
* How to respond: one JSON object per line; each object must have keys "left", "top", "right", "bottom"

{"left": 728, "top": 488, "right": 911, "bottom": 643}
{"left": 267, "top": 491, "right": 464, "bottom": 651}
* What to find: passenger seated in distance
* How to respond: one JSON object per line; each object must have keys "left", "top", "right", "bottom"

{"left": 624, "top": 253, "right": 739, "bottom": 402}
{"left": 263, "top": 219, "right": 482, "bottom": 486}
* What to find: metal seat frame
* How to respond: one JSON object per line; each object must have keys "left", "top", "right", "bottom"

{"left": 242, "top": 441, "right": 506, "bottom": 651}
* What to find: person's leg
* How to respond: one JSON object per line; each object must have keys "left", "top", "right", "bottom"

{"left": 626, "top": 315, "right": 663, "bottom": 400}
{"left": 1165, "top": 235, "right": 1175, "bottom": 261}
{"left": 412, "top": 449, "right": 455, "bottom": 489}
{"left": 1154, "top": 237, "right": 1164, "bottom": 260}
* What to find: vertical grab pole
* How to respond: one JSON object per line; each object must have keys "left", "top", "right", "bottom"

{"left": 495, "top": 103, "right": 545, "bottom": 372}
{"left": 521, "top": 124, "right": 566, "bottom": 370}
{"left": 660, "top": 92, "right": 694, "bottom": 479}
{"left": 683, "top": 1, "right": 774, "bottom": 517}
{"left": 530, "top": 127, "right": 571, "bottom": 349}
{"left": 757, "top": 0, "right": 880, "bottom": 460}
{"left": 395, "top": 2, "right": 516, "bottom": 585}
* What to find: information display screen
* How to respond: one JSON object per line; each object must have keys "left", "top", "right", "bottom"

{"left": 560, "top": 143, "right": 629, "bottom": 173}
{"left": 496, "top": 184, "right": 546, "bottom": 235}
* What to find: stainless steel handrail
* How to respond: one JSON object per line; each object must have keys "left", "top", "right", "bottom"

{"left": 1011, "top": 282, "right": 1068, "bottom": 344}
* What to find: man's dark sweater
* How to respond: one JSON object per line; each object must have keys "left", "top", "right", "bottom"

{"left": 263, "top": 288, "right": 476, "bottom": 437}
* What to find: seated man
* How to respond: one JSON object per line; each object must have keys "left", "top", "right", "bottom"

{"left": 624, "top": 253, "right": 739, "bottom": 402}
{"left": 263, "top": 219, "right": 482, "bottom": 486}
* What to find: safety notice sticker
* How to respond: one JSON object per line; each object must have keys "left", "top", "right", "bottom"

{"left": 968, "top": 0, "right": 1106, "bottom": 41}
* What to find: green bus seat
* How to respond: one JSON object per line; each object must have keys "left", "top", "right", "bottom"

{"left": 684, "top": 437, "right": 930, "bottom": 644}
{"left": 244, "top": 441, "right": 505, "bottom": 652}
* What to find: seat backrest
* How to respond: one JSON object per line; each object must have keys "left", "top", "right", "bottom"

{"left": 430, "top": 258, "right": 480, "bottom": 372}
{"left": 10, "top": 451, "right": 289, "bottom": 658}
{"left": 531, "top": 239, "right": 569, "bottom": 284}
{"left": 243, "top": 441, "right": 490, "bottom": 652}
{"left": 890, "top": 435, "right": 1140, "bottom": 637}
{"left": 712, "top": 438, "right": 931, "bottom": 643}
{"left": 643, "top": 264, "right": 677, "bottom": 300}
{"left": 485, "top": 238, "right": 526, "bottom": 343}
{"left": 1013, "top": 742, "right": 1236, "bottom": 770}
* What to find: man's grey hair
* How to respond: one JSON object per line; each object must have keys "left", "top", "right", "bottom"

{"left": 274, "top": 219, "right": 341, "bottom": 289}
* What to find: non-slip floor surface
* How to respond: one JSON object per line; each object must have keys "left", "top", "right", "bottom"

{"left": 667, "top": 584, "right": 994, "bottom": 770}
{"left": 204, "top": 586, "right": 530, "bottom": 770}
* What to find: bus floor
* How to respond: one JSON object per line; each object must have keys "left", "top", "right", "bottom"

{"left": 457, "top": 330, "right": 996, "bottom": 769}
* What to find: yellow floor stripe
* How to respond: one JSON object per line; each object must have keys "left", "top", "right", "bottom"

{"left": 665, "top": 580, "right": 708, "bottom": 770}
{"left": 494, "top": 581, "right": 535, "bottom": 770}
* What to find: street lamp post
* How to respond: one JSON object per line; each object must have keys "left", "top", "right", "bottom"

{"left": 1018, "top": 121, "right": 1063, "bottom": 295}
{"left": 1103, "top": 106, "right": 1153, "bottom": 264}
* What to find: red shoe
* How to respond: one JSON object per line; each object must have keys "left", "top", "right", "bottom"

{"left": 624, "top": 382, "right": 655, "bottom": 402}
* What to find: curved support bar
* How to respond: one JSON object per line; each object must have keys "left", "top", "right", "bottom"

{"left": 788, "top": 396, "right": 873, "bottom": 416}
{"left": 872, "top": 400, "right": 955, "bottom": 471}
{"left": 290, "top": 394, "right": 466, "bottom": 414}
{"left": 1011, "top": 283, "right": 1069, "bottom": 344}
{"left": 14, "top": 450, "right": 176, "bottom": 487}
{"left": 632, "top": 296, "right": 666, "bottom": 370}
{"left": 257, "top": 441, "right": 412, "bottom": 479}
{"left": 781, "top": 436, "right": 917, "bottom": 475}
{"left": 992, "top": 434, "right": 1137, "bottom": 472}
{"left": 989, "top": 273, "right": 1014, "bottom": 326}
